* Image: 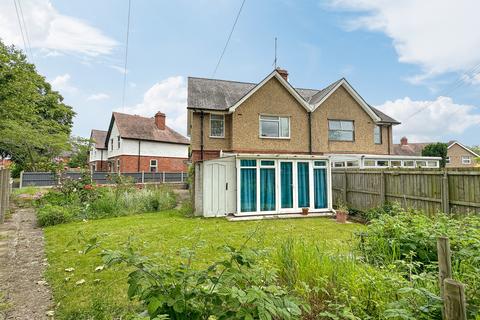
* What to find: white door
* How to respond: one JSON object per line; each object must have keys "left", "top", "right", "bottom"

{"left": 203, "top": 162, "right": 227, "bottom": 217}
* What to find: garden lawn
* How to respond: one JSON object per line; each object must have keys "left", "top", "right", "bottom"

{"left": 44, "top": 210, "right": 363, "bottom": 319}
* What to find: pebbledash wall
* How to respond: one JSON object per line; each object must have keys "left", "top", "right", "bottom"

{"left": 107, "top": 121, "right": 188, "bottom": 172}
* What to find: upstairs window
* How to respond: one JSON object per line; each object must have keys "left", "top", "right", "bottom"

{"left": 260, "top": 115, "right": 290, "bottom": 138}
{"left": 462, "top": 156, "right": 472, "bottom": 165}
{"left": 328, "top": 120, "right": 354, "bottom": 141}
{"left": 374, "top": 125, "right": 382, "bottom": 144}
{"left": 117, "top": 136, "right": 121, "bottom": 149}
{"left": 110, "top": 138, "right": 114, "bottom": 151}
{"left": 150, "top": 159, "right": 158, "bottom": 172}
{"left": 210, "top": 114, "right": 225, "bottom": 138}
{"left": 446, "top": 157, "right": 450, "bottom": 164}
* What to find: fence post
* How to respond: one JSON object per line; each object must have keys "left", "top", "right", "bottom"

{"left": 141, "top": 171, "right": 145, "bottom": 184}
{"left": 162, "top": 171, "right": 166, "bottom": 183}
{"left": 444, "top": 279, "right": 467, "bottom": 320}
{"left": 441, "top": 170, "right": 450, "bottom": 214}
{"left": 342, "top": 170, "right": 347, "bottom": 203}
{"left": 437, "top": 236, "right": 453, "bottom": 319}
{"left": 19, "top": 170, "right": 24, "bottom": 189}
{"left": 380, "top": 170, "right": 386, "bottom": 205}
{"left": 0, "top": 169, "right": 5, "bottom": 224}
{"left": 180, "top": 172, "right": 184, "bottom": 183}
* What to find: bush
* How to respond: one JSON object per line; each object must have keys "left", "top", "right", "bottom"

{"left": 84, "top": 238, "right": 307, "bottom": 320}
{"left": 37, "top": 204, "right": 76, "bottom": 227}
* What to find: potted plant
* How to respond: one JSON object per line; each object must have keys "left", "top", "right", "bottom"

{"left": 301, "top": 207, "right": 309, "bottom": 215}
{"left": 335, "top": 201, "right": 348, "bottom": 223}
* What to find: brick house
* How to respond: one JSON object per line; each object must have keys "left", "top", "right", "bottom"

{"left": 393, "top": 137, "right": 479, "bottom": 167}
{"left": 88, "top": 129, "right": 108, "bottom": 172}
{"left": 188, "top": 69, "right": 438, "bottom": 217}
{"left": 91, "top": 111, "right": 189, "bottom": 173}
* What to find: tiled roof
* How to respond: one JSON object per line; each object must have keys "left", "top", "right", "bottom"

{"left": 187, "top": 75, "right": 399, "bottom": 124}
{"left": 90, "top": 129, "right": 107, "bottom": 149}
{"left": 111, "top": 112, "right": 189, "bottom": 145}
{"left": 393, "top": 142, "right": 430, "bottom": 156}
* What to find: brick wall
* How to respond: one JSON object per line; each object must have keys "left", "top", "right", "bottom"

{"left": 108, "top": 155, "right": 187, "bottom": 172}
{"left": 190, "top": 150, "right": 221, "bottom": 162}
{"left": 89, "top": 160, "right": 108, "bottom": 172}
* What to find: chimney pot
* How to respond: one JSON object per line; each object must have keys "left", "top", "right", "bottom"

{"left": 155, "top": 111, "right": 166, "bottom": 130}
{"left": 276, "top": 68, "right": 289, "bottom": 81}
{"left": 400, "top": 136, "right": 408, "bottom": 146}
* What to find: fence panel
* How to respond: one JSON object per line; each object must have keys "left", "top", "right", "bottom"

{"left": 21, "top": 172, "right": 57, "bottom": 187}
{"left": 332, "top": 168, "right": 480, "bottom": 215}
{"left": 0, "top": 169, "right": 11, "bottom": 223}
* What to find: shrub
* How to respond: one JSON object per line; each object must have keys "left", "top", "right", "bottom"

{"left": 179, "top": 199, "right": 195, "bottom": 217}
{"left": 37, "top": 204, "right": 76, "bottom": 227}
{"left": 84, "top": 238, "right": 307, "bottom": 320}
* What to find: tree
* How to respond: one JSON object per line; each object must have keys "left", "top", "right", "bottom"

{"left": 67, "top": 136, "right": 90, "bottom": 169}
{"left": 422, "top": 143, "right": 448, "bottom": 167}
{"left": 0, "top": 40, "right": 75, "bottom": 174}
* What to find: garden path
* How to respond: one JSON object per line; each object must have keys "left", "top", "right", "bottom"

{"left": 0, "top": 206, "right": 53, "bottom": 319}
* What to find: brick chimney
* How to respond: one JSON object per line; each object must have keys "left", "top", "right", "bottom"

{"left": 400, "top": 136, "right": 408, "bottom": 146}
{"left": 276, "top": 68, "right": 289, "bottom": 81}
{"left": 155, "top": 112, "right": 166, "bottom": 130}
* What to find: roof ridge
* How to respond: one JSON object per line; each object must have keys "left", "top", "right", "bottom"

{"left": 188, "top": 76, "right": 257, "bottom": 85}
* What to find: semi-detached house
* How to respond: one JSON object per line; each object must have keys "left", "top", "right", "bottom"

{"left": 89, "top": 111, "right": 189, "bottom": 173}
{"left": 188, "top": 69, "right": 439, "bottom": 217}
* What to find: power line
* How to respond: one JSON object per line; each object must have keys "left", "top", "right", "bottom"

{"left": 12, "top": 0, "right": 29, "bottom": 60}
{"left": 121, "top": 0, "right": 132, "bottom": 111}
{"left": 212, "top": 0, "right": 246, "bottom": 77}
{"left": 17, "top": 0, "right": 34, "bottom": 63}
{"left": 403, "top": 62, "right": 480, "bottom": 121}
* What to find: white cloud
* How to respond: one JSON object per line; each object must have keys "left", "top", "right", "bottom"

{"left": 87, "top": 93, "right": 110, "bottom": 101}
{"left": 110, "top": 65, "right": 128, "bottom": 74}
{"left": 328, "top": 0, "right": 480, "bottom": 79}
{"left": 51, "top": 73, "right": 77, "bottom": 93}
{"left": 462, "top": 73, "right": 480, "bottom": 85}
{"left": 376, "top": 96, "right": 480, "bottom": 142}
{"left": 0, "top": 0, "right": 117, "bottom": 56}
{"left": 119, "top": 76, "right": 188, "bottom": 135}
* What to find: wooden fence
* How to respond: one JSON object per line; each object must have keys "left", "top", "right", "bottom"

{"left": 0, "top": 169, "right": 11, "bottom": 224}
{"left": 332, "top": 168, "right": 480, "bottom": 214}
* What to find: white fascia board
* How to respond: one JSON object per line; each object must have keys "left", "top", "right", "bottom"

{"left": 447, "top": 141, "right": 480, "bottom": 157}
{"left": 311, "top": 79, "right": 381, "bottom": 122}
{"left": 228, "top": 71, "right": 311, "bottom": 113}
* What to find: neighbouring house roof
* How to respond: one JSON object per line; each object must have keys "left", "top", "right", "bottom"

{"left": 393, "top": 142, "right": 430, "bottom": 156}
{"left": 187, "top": 70, "right": 400, "bottom": 125}
{"left": 107, "top": 112, "right": 190, "bottom": 145}
{"left": 90, "top": 129, "right": 108, "bottom": 149}
{"left": 393, "top": 140, "right": 479, "bottom": 157}
{"left": 448, "top": 141, "right": 480, "bottom": 157}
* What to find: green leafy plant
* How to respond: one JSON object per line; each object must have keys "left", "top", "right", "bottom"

{"left": 83, "top": 236, "right": 308, "bottom": 320}
{"left": 421, "top": 143, "right": 448, "bottom": 167}
{"left": 37, "top": 203, "right": 76, "bottom": 226}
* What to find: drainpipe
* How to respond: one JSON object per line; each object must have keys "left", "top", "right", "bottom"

{"left": 200, "top": 110, "right": 205, "bottom": 161}
{"left": 387, "top": 125, "right": 391, "bottom": 155}
{"left": 137, "top": 140, "right": 141, "bottom": 172}
{"left": 100, "top": 150, "right": 103, "bottom": 171}
{"left": 308, "top": 112, "right": 313, "bottom": 154}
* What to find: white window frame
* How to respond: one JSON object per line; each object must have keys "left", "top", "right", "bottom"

{"left": 328, "top": 120, "right": 354, "bottom": 142}
{"left": 150, "top": 159, "right": 158, "bottom": 172}
{"left": 259, "top": 115, "right": 290, "bottom": 139}
{"left": 117, "top": 136, "right": 121, "bottom": 149}
{"left": 446, "top": 156, "right": 451, "bottom": 164}
{"left": 110, "top": 138, "right": 114, "bottom": 151}
{"left": 374, "top": 125, "right": 382, "bottom": 144}
{"left": 209, "top": 114, "right": 225, "bottom": 138}
{"left": 462, "top": 156, "right": 472, "bottom": 165}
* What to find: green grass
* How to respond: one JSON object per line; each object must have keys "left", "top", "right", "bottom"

{"left": 12, "top": 186, "right": 43, "bottom": 196}
{"left": 44, "top": 210, "right": 363, "bottom": 319}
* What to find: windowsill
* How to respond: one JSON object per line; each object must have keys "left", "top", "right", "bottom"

{"left": 209, "top": 136, "right": 225, "bottom": 139}
{"left": 259, "top": 136, "right": 291, "bottom": 140}
{"left": 328, "top": 140, "right": 355, "bottom": 142}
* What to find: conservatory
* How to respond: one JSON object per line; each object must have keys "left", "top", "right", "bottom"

{"left": 328, "top": 154, "right": 441, "bottom": 169}
{"left": 194, "top": 154, "right": 333, "bottom": 217}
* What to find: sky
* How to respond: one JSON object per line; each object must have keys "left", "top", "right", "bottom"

{"left": 1, "top": 0, "right": 480, "bottom": 145}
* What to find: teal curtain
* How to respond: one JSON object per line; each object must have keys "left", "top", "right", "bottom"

{"left": 281, "top": 162, "right": 293, "bottom": 208}
{"left": 314, "top": 168, "right": 327, "bottom": 209}
{"left": 240, "top": 168, "right": 256, "bottom": 212}
{"left": 297, "top": 162, "right": 310, "bottom": 208}
{"left": 260, "top": 168, "right": 275, "bottom": 211}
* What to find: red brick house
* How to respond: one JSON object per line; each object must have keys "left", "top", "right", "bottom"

{"left": 102, "top": 111, "right": 189, "bottom": 173}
